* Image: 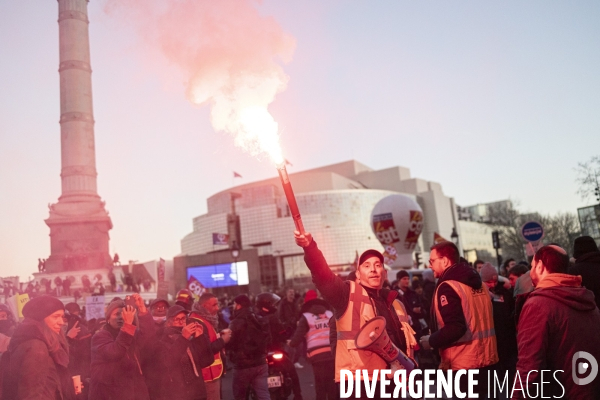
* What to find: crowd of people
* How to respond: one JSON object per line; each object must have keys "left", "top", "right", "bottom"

{"left": 0, "top": 233, "right": 599, "bottom": 399}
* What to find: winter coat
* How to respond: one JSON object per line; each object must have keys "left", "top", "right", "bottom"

{"left": 227, "top": 307, "right": 270, "bottom": 370}
{"left": 569, "top": 250, "right": 600, "bottom": 308}
{"left": 2, "top": 318, "right": 75, "bottom": 400}
{"left": 158, "top": 326, "right": 214, "bottom": 400}
{"left": 514, "top": 274, "right": 600, "bottom": 399}
{"left": 89, "top": 313, "right": 155, "bottom": 400}
{"left": 277, "top": 298, "right": 299, "bottom": 330}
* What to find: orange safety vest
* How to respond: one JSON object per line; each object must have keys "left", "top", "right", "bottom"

{"left": 189, "top": 313, "right": 224, "bottom": 381}
{"left": 303, "top": 310, "right": 333, "bottom": 359}
{"left": 334, "top": 281, "right": 416, "bottom": 382}
{"left": 433, "top": 280, "right": 499, "bottom": 370}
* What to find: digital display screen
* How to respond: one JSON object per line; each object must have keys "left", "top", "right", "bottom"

{"left": 187, "top": 261, "right": 249, "bottom": 288}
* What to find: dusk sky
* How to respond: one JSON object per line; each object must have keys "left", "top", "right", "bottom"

{"left": 1, "top": 1, "right": 599, "bottom": 280}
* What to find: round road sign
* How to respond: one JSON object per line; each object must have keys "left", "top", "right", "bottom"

{"left": 521, "top": 221, "right": 544, "bottom": 242}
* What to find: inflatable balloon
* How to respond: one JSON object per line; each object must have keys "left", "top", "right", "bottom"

{"left": 371, "top": 194, "right": 424, "bottom": 268}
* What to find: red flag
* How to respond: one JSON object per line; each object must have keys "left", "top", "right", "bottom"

{"left": 233, "top": 171, "right": 242, "bottom": 178}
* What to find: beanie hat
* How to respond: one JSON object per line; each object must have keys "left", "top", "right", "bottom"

{"left": 396, "top": 270, "right": 410, "bottom": 281}
{"left": 234, "top": 294, "right": 251, "bottom": 308}
{"left": 304, "top": 290, "right": 317, "bottom": 303}
{"left": 358, "top": 249, "right": 384, "bottom": 266}
{"left": 166, "top": 305, "right": 188, "bottom": 319}
{"left": 479, "top": 262, "right": 498, "bottom": 283}
{"left": 573, "top": 236, "right": 599, "bottom": 259}
{"left": 105, "top": 299, "right": 125, "bottom": 319}
{"left": 22, "top": 295, "right": 64, "bottom": 322}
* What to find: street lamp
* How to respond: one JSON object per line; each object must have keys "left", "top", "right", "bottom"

{"left": 231, "top": 240, "right": 240, "bottom": 262}
{"left": 450, "top": 227, "right": 459, "bottom": 247}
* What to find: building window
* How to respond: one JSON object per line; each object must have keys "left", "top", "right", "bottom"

{"left": 282, "top": 255, "right": 312, "bottom": 287}
{"left": 259, "top": 255, "right": 278, "bottom": 289}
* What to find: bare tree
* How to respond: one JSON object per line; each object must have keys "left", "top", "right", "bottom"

{"left": 540, "top": 212, "right": 581, "bottom": 256}
{"left": 575, "top": 155, "right": 600, "bottom": 201}
{"left": 486, "top": 201, "right": 527, "bottom": 261}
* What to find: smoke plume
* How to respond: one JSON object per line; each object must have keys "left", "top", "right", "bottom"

{"left": 105, "top": 0, "right": 295, "bottom": 162}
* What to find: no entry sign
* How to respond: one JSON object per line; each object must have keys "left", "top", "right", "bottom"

{"left": 521, "top": 221, "right": 544, "bottom": 242}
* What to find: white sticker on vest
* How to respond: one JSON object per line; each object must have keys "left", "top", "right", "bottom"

{"left": 440, "top": 295, "right": 448, "bottom": 306}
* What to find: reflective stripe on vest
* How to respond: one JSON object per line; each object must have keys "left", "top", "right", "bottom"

{"left": 303, "top": 310, "right": 333, "bottom": 358}
{"left": 191, "top": 314, "right": 224, "bottom": 381}
{"left": 433, "top": 280, "right": 499, "bottom": 370}
{"left": 334, "top": 281, "right": 413, "bottom": 382}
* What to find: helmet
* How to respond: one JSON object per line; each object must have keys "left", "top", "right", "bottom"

{"left": 175, "top": 289, "right": 194, "bottom": 311}
{"left": 255, "top": 292, "right": 281, "bottom": 315}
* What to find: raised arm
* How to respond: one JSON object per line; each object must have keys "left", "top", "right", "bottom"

{"left": 294, "top": 231, "right": 350, "bottom": 316}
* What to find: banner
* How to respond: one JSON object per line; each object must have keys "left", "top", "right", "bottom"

{"left": 7, "top": 293, "right": 30, "bottom": 320}
{"left": 212, "top": 233, "right": 229, "bottom": 246}
{"left": 85, "top": 295, "right": 105, "bottom": 321}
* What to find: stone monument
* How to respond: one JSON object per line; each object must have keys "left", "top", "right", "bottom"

{"left": 44, "top": 0, "right": 112, "bottom": 272}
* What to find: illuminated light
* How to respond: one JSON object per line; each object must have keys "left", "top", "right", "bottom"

{"left": 238, "top": 106, "right": 284, "bottom": 165}
{"left": 272, "top": 353, "right": 283, "bottom": 360}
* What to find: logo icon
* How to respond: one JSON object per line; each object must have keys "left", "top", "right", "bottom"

{"left": 572, "top": 351, "right": 598, "bottom": 386}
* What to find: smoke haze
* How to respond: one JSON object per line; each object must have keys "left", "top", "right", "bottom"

{"left": 105, "top": 0, "right": 295, "bottom": 161}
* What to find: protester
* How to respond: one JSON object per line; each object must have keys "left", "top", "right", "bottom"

{"left": 514, "top": 245, "right": 600, "bottom": 399}
{"left": 149, "top": 298, "right": 169, "bottom": 329}
{"left": 89, "top": 294, "right": 154, "bottom": 400}
{"left": 189, "top": 292, "right": 233, "bottom": 400}
{"left": 256, "top": 292, "right": 303, "bottom": 400}
{"left": 227, "top": 294, "right": 271, "bottom": 400}
{"left": 480, "top": 262, "right": 517, "bottom": 385}
{"left": 507, "top": 264, "right": 528, "bottom": 288}
{"left": 294, "top": 230, "right": 416, "bottom": 399}
{"left": 395, "top": 270, "right": 427, "bottom": 336}
{"left": 501, "top": 258, "right": 517, "bottom": 277}
{"left": 0, "top": 304, "right": 17, "bottom": 356}
{"left": 473, "top": 259, "right": 485, "bottom": 273}
{"left": 64, "top": 302, "right": 92, "bottom": 399}
{"left": 158, "top": 305, "right": 214, "bottom": 400}
{"left": 278, "top": 287, "right": 302, "bottom": 368}
{"left": 568, "top": 235, "right": 600, "bottom": 307}
{"left": 421, "top": 269, "right": 436, "bottom": 306}
{"left": 3, "top": 295, "right": 75, "bottom": 400}
{"left": 289, "top": 292, "right": 336, "bottom": 400}
{"left": 419, "top": 242, "right": 498, "bottom": 397}
{"left": 176, "top": 289, "right": 195, "bottom": 312}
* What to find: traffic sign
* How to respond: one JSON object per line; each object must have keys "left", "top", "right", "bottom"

{"left": 521, "top": 221, "right": 544, "bottom": 242}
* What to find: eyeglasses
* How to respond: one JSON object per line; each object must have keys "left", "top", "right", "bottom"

{"left": 173, "top": 316, "right": 187, "bottom": 324}
{"left": 429, "top": 257, "right": 443, "bottom": 266}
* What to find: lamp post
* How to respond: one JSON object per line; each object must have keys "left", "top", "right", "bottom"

{"left": 450, "top": 227, "right": 459, "bottom": 247}
{"left": 231, "top": 240, "right": 240, "bottom": 264}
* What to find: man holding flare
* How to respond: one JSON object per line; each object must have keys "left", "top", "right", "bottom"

{"left": 294, "top": 229, "right": 417, "bottom": 399}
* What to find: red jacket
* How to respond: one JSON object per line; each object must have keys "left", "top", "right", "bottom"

{"left": 514, "top": 275, "right": 600, "bottom": 399}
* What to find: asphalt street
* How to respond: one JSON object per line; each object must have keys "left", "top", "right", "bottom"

{"left": 221, "top": 360, "right": 317, "bottom": 400}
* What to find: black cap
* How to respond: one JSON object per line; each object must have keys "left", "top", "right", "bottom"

{"left": 234, "top": 294, "right": 251, "bottom": 308}
{"left": 358, "top": 249, "right": 384, "bottom": 266}
{"left": 166, "top": 305, "right": 188, "bottom": 319}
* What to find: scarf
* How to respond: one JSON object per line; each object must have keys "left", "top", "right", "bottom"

{"left": 193, "top": 304, "right": 219, "bottom": 331}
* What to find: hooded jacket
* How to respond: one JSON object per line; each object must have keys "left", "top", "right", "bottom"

{"left": 3, "top": 318, "right": 75, "bottom": 400}
{"left": 429, "top": 261, "right": 485, "bottom": 349}
{"left": 569, "top": 251, "right": 600, "bottom": 308}
{"left": 514, "top": 274, "right": 600, "bottom": 399}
